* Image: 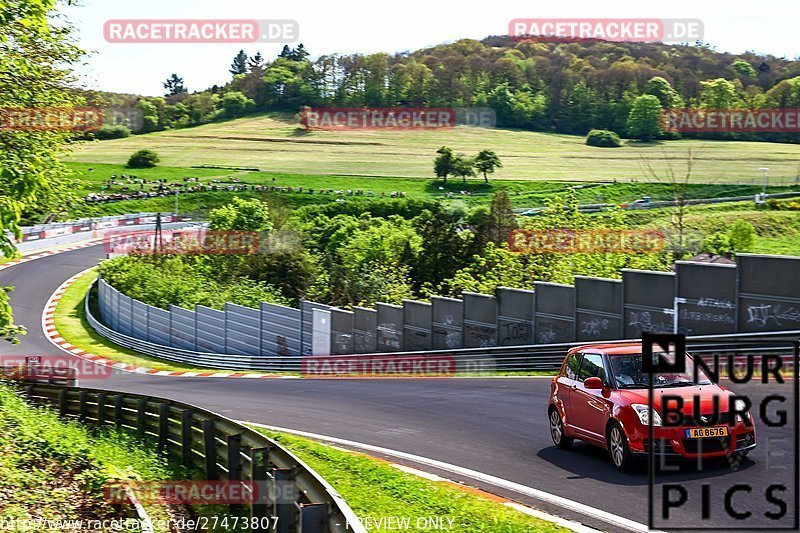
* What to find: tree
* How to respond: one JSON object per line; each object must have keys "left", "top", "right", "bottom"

{"left": 209, "top": 197, "right": 272, "bottom": 232}
{"left": 627, "top": 95, "right": 662, "bottom": 142}
{"left": 731, "top": 59, "right": 757, "bottom": 78}
{"left": 279, "top": 44, "right": 309, "bottom": 62}
{"left": 698, "top": 78, "right": 739, "bottom": 109}
{"left": 127, "top": 149, "right": 160, "bottom": 168}
{"left": 221, "top": 91, "right": 254, "bottom": 118}
{"left": 477, "top": 190, "right": 518, "bottom": 246}
{"left": 163, "top": 73, "right": 187, "bottom": 96}
{"left": 645, "top": 76, "right": 683, "bottom": 109}
{"left": 641, "top": 149, "right": 699, "bottom": 257}
{"left": 412, "top": 206, "right": 470, "bottom": 292}
{"left": 248, "top": 51, "right": 265, "bottom": 73}
{"left": 443, "top": 242, "right": 527, "bottom": 296}
{"left": 0, "top": 0, "right": 85, "bottom": 342}
{"left": 474, "top": 150, "right": 502, "bottom": 183}
{"left": 434, "top": 146, "right": 454, "bottom": 182}
{"left": 136, "top": 99, "right": 160, "bottom": 132}
{"left": 230, "top": 49, "right": 249, "bottom": 76}
{"left": 451, "top": 155, "right": 476, "bottom": 183}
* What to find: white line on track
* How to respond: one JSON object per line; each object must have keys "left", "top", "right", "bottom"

{"left": 243, "top": 421, "right": 658, "bottom": 533}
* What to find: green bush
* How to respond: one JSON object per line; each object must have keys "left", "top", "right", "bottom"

{"left": 126, "top": 149, "right": 160, "bottom": 168}
{"left": 702, "top": 219, "right": 757, "bottom": 255}
{"left": 95, "top": 125, "right": 131, "bottom": 140}
{"left": 99, "top": 255, "right": 291, "bottom": 310}
{"left": 585, "top": 129, "right": 623, "bottom": 147}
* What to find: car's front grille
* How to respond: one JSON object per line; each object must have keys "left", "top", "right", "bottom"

{"left": 682, "top": 437, "right": 730, "bottom": 454}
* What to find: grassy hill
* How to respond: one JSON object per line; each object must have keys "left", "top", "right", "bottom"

{"left": 70, "top": 113, "right": 800, "bottom": 184}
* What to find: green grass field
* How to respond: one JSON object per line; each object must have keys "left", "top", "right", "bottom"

{"left": 69, "top": 112, "right": 800, "bottom": 184}
{"left": 66, "top": 161, "right": 800, "bottom": 214}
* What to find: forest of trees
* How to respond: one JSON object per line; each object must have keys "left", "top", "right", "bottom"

{"left": 100, "top": 191, "right": 675, "bottom": 311}
{"left": 85, "top": 38, "right": 800, "bottom": 143}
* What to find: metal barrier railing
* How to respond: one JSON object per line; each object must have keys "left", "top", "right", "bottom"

{"left": 20, "top": 383, "right": 365, "bottom": 533}
{"left": 84, "top": 276, "right": 800, "bottom": 372}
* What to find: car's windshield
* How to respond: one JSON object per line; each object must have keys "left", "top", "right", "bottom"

{"left": 608, "top": 353, "right": 711, "bottom": 389}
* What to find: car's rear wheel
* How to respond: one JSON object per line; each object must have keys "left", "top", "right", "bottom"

{"left": 549, "top": 407, "right": 573, "bottom": 449}
{"left": 608, "top": 422, "right": 633, "bottom": 472}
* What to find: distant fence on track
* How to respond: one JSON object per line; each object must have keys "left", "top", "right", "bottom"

{"left": 8, "top": 212, "right": 196, "bottom": 254}
{"left": 89, "top": 252, "right": 800, "bottom": 370}
{"left": 85, "top": 277, "right": 799, "bottom": 372}
{"left": 20, "top": 383, "right": 364, "bottom": 533}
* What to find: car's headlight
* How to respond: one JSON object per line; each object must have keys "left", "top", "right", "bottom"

{"left": 632, "top": 404, "right": 661, "bottom": 426}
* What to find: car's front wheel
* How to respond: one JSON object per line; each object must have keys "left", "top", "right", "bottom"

{"left": 607, "top": 422, "right": 633, "bottom": 472}
{"left": 549, "top": 407, "right": 573, "bottom": 449}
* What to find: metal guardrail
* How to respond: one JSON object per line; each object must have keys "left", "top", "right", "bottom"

{"left": 20, "top": 383, "right": 365, "bottom": 533}
{"left": 514, "top": 190, "right": 800, "bottom": 215}
{"left": 84, "top": 278, "right": 800, "bottom": 372}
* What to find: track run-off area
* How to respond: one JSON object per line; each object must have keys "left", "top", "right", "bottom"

{"left": 2, "top": 243, "right": 795, "bottom": 532}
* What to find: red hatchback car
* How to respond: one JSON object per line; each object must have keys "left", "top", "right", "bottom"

{"left": 548, "top": 343, "right": 757, "bottom": 471}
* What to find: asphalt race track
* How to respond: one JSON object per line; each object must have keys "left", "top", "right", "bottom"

{"left": 2, "top": 244, "right": 797, "bottom": 532}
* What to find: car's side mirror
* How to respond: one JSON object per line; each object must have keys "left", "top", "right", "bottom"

{"left": 584, "top": 376, "right": 604, "bottom": 390}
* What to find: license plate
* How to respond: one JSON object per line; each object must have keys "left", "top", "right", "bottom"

{"left": 685, "top": 426, "right": 729, "bottom": 439}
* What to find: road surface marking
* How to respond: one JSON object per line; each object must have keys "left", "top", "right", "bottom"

{"left": 244, "top": 422, "right": 656, "bottom": 533}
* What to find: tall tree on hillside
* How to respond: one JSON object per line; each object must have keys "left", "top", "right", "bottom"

{"left": 230, "top": 49, "right": 249, "bottom": 76}
{"left": 0, "top": 0, "right": 84, "bottom": 342}
{"left": 248, "top": 51, "right": 265, "bottom": 73}
{"left": 627, "top": 95, "right": 662, "bottom": 142}
{"left": 474, "top": 150, "right": 502, "bottom": 183}
{"left": 279, "top": 44, "right": 310, "bottom": 62}
{"left": 646, "top": 77, "right": 683, "bottom": 109}
{"left": 292, "top": 43, "right": 310, "bottom": 61}
{"left": 163, "top": 73, "right": 187, "bottom": 96}
{"left": 698, "top": 78, "right": 741, "bottom": 109}
{"left": 434, "top": 146, "right": 454, "bottom": 183}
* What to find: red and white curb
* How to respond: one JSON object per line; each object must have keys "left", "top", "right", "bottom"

{"left": 41, "top": 267, "right": 286, "bottom": 379}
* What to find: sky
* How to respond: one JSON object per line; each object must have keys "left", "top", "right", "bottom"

{"left": 68, "top": 0, "right": 800, "bottom": 97}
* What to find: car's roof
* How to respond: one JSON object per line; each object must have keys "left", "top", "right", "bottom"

{"left": 569, "top": 342, "right": 643, "bottom": 355}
